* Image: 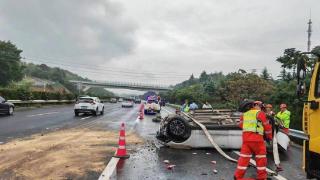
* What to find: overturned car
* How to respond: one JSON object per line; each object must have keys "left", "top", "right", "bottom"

{"left": 156, "top": 109, "right": 290, "bottom": 150}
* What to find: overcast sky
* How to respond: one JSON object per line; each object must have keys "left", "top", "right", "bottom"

{"left": 0, "top": 0, "right": 320, "bottom": 86}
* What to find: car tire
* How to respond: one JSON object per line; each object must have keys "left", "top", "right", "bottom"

{"left": 7, "top": 106, "right": 14, "bottom": 115}
{"left": 74, "top": 111, "right": 79, "bottom": 116}
{"left": 101, "top": 107, "right": 104, "bottom": 115}
{"left": 166, "top": 115, "right": 191, "bottom": 143}
{"left": 93, "top": 108, "right": 98, "bottom": 116}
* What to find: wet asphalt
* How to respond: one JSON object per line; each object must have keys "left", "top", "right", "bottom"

{"left": 0, "top": 104, "right": 308, "bottom": 180}
{"left": 0, "top": 102, "right": 140, "bottom": 143}
{"left": 116, "top": 106, "right": 307, "bottom": 180}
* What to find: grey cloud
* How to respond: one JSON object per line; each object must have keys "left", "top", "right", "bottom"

{"left": 0, "top": 0, "right": 137, "bottom": 64}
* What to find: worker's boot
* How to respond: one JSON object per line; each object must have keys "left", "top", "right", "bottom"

{"left": 275, "top": 165, "right": 283, "bottom": 173}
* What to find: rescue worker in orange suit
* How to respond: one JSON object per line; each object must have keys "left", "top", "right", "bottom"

{"left": 234, "top": 101, "right": 273, "bottom": 180}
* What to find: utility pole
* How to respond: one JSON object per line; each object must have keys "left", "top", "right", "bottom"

{"left": 307, "top": 11, "right": 312, "bottom": 52}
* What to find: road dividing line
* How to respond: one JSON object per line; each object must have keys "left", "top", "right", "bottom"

{"left": 98, "top": 157, "right": 120, "bottom": 180}
{"left": 81, "top": 116, "right": 92, "bottom": 120}
{"left": 233, "top": 151, "right": 287, "bottom": 180}
{"left": 27, "top": 111, "right": 59, "bottom": 117}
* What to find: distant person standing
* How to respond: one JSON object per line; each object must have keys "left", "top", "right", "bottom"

{"left": 275, "top": 104, "right": 291, "bottom": 134}
{"left": 189, "top": 101, "right": 198, "bottom": 110}
{"left": 202, "top": 101, "right": 212, "bottom": 109}
{"left": 180, "top": 100, "right": 190, "bottom": 112}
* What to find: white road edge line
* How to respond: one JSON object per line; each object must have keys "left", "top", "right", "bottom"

{"left": 98, "top": 157, "right": 120, "bottom": 180}
{"left": 81, "top": 116, "right": 92, "bottom": 120}
{"left": 233, "top": 151, "right": 287, "bottom": 180}
{"left": 27, "top": 111, "right": 59, "bottom": 117}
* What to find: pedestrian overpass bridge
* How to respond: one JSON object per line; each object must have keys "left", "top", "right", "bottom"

{"left": 69, "top": 80, "right": 173, "bottom": 92}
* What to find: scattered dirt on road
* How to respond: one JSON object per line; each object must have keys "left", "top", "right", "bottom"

{"left": 0, "top": 128, "right": 143, "bottom": 179}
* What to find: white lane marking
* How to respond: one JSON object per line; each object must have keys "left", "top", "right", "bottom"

{"left": 98, "top": 157, "right": 120, "bottom": 180}
{"left": 81, "top": 116, "right": 92, "bottom": 120}
{"left": 233, "top": 151, "right": 287, "bottom": 180}
{"left": 27, "top": 111, "right": 59, "bottom": 117}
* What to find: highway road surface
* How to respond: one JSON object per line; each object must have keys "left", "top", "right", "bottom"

{"left": 0, "top": 103, "right": 307, "bottom": 179}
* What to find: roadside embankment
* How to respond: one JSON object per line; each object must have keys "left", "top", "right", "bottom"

{"left": 0, "top": 128, "right": 143, "bottom": 179}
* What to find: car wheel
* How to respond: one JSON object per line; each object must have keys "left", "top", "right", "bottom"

{"left": 93, "top": 108, "right": 98, "bottom": 116}
{"left": 166, "top": 115, "right": 191, "bottom": 143}
{"left": 8, "top": 106, "right": 14, "bottom": 115}
{"left": 101, "top": 107, "right": 104, "bottom": 115}
{"left": 75, "top": 111, "right": 79, "bottom": 116}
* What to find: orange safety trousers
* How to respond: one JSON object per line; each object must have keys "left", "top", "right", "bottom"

{"left": 234, "top": 141, "right": 267, "bottom": 180}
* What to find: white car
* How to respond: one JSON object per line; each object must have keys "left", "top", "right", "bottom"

{"left": 74, "top": 96, "right": 104, "bottom": 116}
{"left": 144, "top": 98, "right": 161, "bottom": 114}
{"left": 122, "top": 99, "right": 134, "bottom": 108}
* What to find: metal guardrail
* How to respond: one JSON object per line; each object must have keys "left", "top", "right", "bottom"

{"left": 8, "top": 100, "right": 75, "bottom": 104}
{"left": 289, "top": 129, "right": 309, "bottom": 140}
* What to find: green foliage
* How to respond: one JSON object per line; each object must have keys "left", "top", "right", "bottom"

{"left": 0, "top": 41, "right": 24, "bottom": 86}
{"left": 220, "top": 73, "right": 275, "bottom": 107}
{"left": 22, "top": 63, "right": 89, "bottom": 93}
{"left": 85, "top": 87, "right": 115, "bottom": 99}
{"left": 260, "top": 67, "right": 271, "bottom": 80}
{"left": 0, "top": 87, "right": 75, "bottom": 101}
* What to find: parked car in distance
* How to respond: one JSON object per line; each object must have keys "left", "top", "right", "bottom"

{"left": 134, "top": 98, "right": 141, "bottom": 104}
{"left": 74, "top": 96, "right": 104, "bottom": 116}
{"left": 0, "top": 96, "right": 14, "bottom": 115}
{"left": 110, "top": 98, "right": 117, "bottom": 103}
{"left": 122, "top": 99, "right": 134, "bottom": 108}
{"left": 118, "top": 98, "right": 123, "bottom": 102}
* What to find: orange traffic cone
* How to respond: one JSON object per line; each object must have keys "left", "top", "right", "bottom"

{"left": 113, "top": 123, "right": 130, "bottom": 159}
{"left": 139, "top": 104, "right": 144, "bottom": 112}
{"left": 139, "top": 111, "right": 144, "bottom": 120}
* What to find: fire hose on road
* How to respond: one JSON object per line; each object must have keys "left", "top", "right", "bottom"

{"left": 181, "top": 112, "right": 287, "bottom": 180}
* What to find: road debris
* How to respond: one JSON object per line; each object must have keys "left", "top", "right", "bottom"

{"left": 192, "top": 152, "right": 197, "bottom": 155}
{"left": 213, "top": 169, "right": 218, "bottom": 174}
{"left": 211, "top": 161, "right": 217, "bottom": 164}
{"left": 166, "top": 164, "right": 176, "bottom": 170}
{"left": 206, "top": 152, "right": 211, "bottom": 155}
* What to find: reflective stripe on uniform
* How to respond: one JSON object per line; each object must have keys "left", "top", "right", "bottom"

{"left": 257, "top": 166, "right": 266, "bottom": 170}
{"left": 119, "top": 136, "right": 125, "bottom": 140}
{"left": 255, "top": 155, "right": 266, "bottom": 158}
{"left": 239, "top": 153, "right": 252, "bottom": 158}
{"left": 265, "top": 130, "right": 272, "bottom": 134}
{"left": 118, "top": 145, "right": 126, "bottom": 149}
{"left": 244, "top": 120, "right": 258, "bottom": 123}
{"left": 237, "top": 166, "right": 247, "bottom": 170}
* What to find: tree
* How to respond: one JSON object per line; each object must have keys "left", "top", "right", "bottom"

{"left": 0, "top": 41, "right": 23, "bottom": 86}
{"left": 260, "top": 67, "right": 271, "bottom": 80}
{"left": 199, "top": 70, "right": 209, "bottom": 82}
{"left": 220, "top": 73, "right": 275, "bottom": 107}
{"left": 311, "top": 46, "right": 320, "bottom": 57}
